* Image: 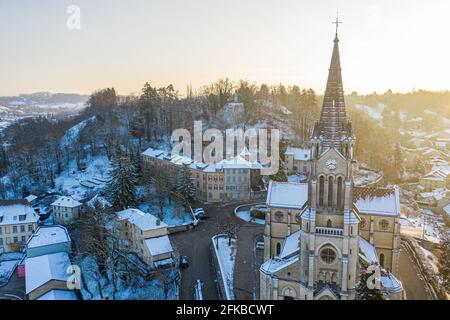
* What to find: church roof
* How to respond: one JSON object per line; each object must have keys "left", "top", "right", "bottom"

{"left": 353, "top": 186, "right": 401, "bottom": 217}
{"left": 266, "top": 181, "right": 308, "bottom": 210}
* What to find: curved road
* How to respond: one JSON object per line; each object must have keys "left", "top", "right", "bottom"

{"left": 398, "top": 243, "right": 433, "bottom": 300}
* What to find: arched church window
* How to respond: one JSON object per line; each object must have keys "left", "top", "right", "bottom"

{"left": 274, "top": 211, "right": 284, "bottom": 222}
{"left": 320, "top": 247, "right": 337, "bottom": 264}
{"left": 327, "top": 219, "right": 332, "bottom": 228}
{"left": 319, "top": 176, "right": 325, "bottom": 207}
{"left": 328, "top": 176, "right": 334, "bottom": 206}
{"left": 276, "top": 243, "right": 281, "bottom": 256}
{"left": 379, "top": 253, "right": 385, "bottom": 268}
{"left": 379, "top": 219, "right": 389, "bottom": 231}
{"left": 337, "top": 177, "right": 343, "bottom": 209}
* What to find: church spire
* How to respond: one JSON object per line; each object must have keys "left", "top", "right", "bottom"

{"left": 315, "top": 15, "right": 348, "bottom": 148}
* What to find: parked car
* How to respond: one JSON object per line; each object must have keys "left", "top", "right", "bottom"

{"left": 180, "top": 256, "right": 190, "bottom": 269}
{"left": 194, "top": 208, "right": 206, "bottom": 219}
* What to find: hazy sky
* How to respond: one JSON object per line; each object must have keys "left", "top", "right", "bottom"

{"left": 1, "top": 0, "right": 449, "bottom": 96}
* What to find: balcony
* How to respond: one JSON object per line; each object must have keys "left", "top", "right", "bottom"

{"left": 315, "top": 226, "right": 343, "bottom": 237}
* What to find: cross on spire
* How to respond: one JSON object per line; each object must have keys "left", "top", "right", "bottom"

{"left": 333, "top": 12, "right": 342, "bottom": 38}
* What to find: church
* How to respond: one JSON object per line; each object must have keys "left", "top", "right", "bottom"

{"left": 259, "top": 22, "right": 404, "bottom": 300}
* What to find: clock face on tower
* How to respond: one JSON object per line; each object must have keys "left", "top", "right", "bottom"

{"left": 325, "top": 158, "right": 338, "bottom": 171}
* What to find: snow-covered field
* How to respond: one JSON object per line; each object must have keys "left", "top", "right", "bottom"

{"left": 212, "top": 235, "right": 237, "bottom": 300}
{"left": 400, "top": 212, "right": 443, "bottom": 244}
{"left": 78, "top": 255, "right": 179, "bottom": 300}
{"left": 54, "top": 156, "right": 111, "bottom": 198}
{"left": 353, "top": 103, "right": 385, "bottom": 123}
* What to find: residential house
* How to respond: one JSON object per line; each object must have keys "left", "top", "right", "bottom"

{"left": 51, "top": 196, "right": 82, "bottom": 225}
{"left": 26, "top": 225, "right": 71, "bottom": 258}
{"left": 25, "top": 252, "right": 76, "bottom": 300}
{"left": 116, "top": 208, "right": 175, "bottom": 268}
{"left": 419, "top": 168, "right": 450, "bottom": 191}
{"left": 0, "top": 200, "right": 39, "bottom": 253}
{"left": 24, "top": 225, "right": 76, "bottom": 300}
{"left": 285, "top": 147, "right": 311, "bottom": 176}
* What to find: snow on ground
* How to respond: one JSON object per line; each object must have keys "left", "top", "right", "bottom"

{"left": 138, "top": 199, "right": 193, "bottom": 227}
{"left": 78, "top": 255, "right": 179, "bottom": 300}
{"left": 61, "top": 116, "right": 95, "bottom": 147}
{"left": 400, "top": 212, "right": 443, "bottom": 244}
{"left": 418, "top": 246, "right": 439, "bottom": 274}
{"left": 288, "top": 175, "right": 307, "bottom": 183}
{"left": 353, "top": 104, "right": 385, "bottom": 123}
{"left": 0, "top": 260, "right": 20, "bottom": 286}
{"left": 54, "top": 155, "right": 111, "bottom": 198}
{"left": 213, "top": 236, "right": 237, "bottom": 300}
{"left": 235, "top": 206, "right": 265, "bottom": 225}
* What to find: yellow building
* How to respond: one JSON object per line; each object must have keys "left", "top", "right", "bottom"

{"left": 116, "top": 208, "right": 175, "bottom": 268}
{"left": 0, "top": 200, "right": 39, "bottom": 253}
{"left": 142, "top": 148, "right": 252, "bottom": 203}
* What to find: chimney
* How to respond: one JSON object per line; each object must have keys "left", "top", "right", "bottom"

{"left": 156, "top": 219, "right": 161, "bottom": 226}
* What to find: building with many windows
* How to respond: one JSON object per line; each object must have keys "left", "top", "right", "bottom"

{"left": 142, "top": 148, "right": 256, "bottom": 202}
{"left": 0, "top": 200, "right": 39, "bottom": 253}
{"left": 51, "top": 196, "right": 82, "bottom": 225}
{"left": 285, "top": 147, "right": 311, "bottom": 176}
{"left": 116, "top": 208, "right": 175, "bottom": 268}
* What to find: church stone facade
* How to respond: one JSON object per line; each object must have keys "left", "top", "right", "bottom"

{"left": 260, "top": 28, "right": 403, "bottom": 300}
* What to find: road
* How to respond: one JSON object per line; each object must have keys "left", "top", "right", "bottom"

{"left": 398, "top": 243, "right": 433, "bottom": 300}
{"left": 170, "top": 201, "right": 262, "bottom": 300}
{"left": 0, "top": 269, "right": 25, "bottom": 300}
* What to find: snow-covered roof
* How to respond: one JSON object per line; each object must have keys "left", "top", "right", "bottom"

{"left": 381, "top": 273, "right": 403, "bottom": 294}
{"left": 0, "top": 200, "right": 39, "bottom": 226}
{"left": 51, "top": 196, "right": 82, "bottom": 208}
{"left": 279, "top": 230, "right": 300, "bottom": 258}
{"left": 24, "top": 195, "right": 38, "bottom": 203}
{"left": 266, "top": 181, "right": 308, "bottom": 209}
{"left": 443, "top": 204, "right": 450, "bottom": 217}
{"left": 116, "top": 208, "right": 168, "bottom": 231}
{"left": 285, "top": 147, "right": 311, "bottom": 161}
{"left": 260, "top": 255, "right": 299, "bottom": 274}
{"left": 145, "top": 235, "right": 174, "bottom": 256}
{"left": 143, "top": 147, "right": 259, "bottom": 172}
{"left": 423, "top": 169, "right": 448, "bottom": 181}
{"left": 25, "top": 252, "right": 72, "bottom": 294}
{"left": 359, "top": 237, "right": 378, "bottom": 264}
{"left": 87, "top": 194, "right": 112, "bottom": 209}
{"left": 37, "top": 289, "right": 77, "bottom": 300}
{"left": 353, "top": 186, "right": 400, "bottom": 217}
{"left": 27, "top": 226, "right": 71, "bottom": 249}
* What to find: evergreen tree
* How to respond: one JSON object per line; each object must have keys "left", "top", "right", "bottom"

{"left": 357, "top": 269, "right": 385, "bottom": 300}
{"left": 108, "top": 149, "right": 138, "bottom": 210}
{"left": 394, "top": 143, "right": 404, "bottom": 180}
{"left": 269, "top": 139, "right": 288, "bottom": 182}
{"left": 176, "top": 164, "right": 196, "bottom": 210}
{"left": 438, "top": 234, "right": 450, "bottom": 292}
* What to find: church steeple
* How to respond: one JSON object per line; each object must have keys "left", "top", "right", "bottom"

{"left": 312, "top": 16, "right": 352, "bottom": 152}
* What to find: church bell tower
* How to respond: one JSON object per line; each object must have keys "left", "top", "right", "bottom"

{"left": 299, "top": 17, "right": 360, "bottom": 300}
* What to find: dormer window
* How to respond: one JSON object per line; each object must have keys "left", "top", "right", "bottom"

{"left": 19, "top": 215, "right": 26, "bottom": 221}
